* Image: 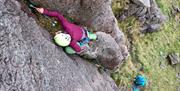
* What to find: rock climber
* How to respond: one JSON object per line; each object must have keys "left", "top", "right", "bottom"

{"left": 132, "top": 75, "right": 147, "bottom": 91}
{"left": 35, "top": 7, "right": 97, "bottom": 54}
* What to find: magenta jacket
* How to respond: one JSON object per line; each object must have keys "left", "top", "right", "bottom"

{"left": 43, "top": 9, "right": 83, "bottom": 52}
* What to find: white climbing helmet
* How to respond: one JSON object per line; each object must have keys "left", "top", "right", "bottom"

{"left": 54, "top": 33, "right": 71, "bottom": 47}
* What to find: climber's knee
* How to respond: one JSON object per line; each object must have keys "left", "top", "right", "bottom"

{"left": 65, "top": 46, "right": 76, "bottom": 54}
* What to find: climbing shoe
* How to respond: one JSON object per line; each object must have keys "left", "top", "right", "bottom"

{"left": 87, "top": 32, "right": 97, "bottom": 40}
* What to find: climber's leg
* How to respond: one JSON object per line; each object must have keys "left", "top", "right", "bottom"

{"left": 79, "top": 46, "right": 98, "bottom": 59}
{"left": 80, "top": 50, "right": 97, "bottom": 59}
{"left": 65, "top": 38, "right": 98, "bottom": 60}
{"left": 65, "top": 42, "right": 88, "bottom": 55}
{"left": 65, "top": 46, "right": 76, "bottom": 54}
{"left": 87, "top": 31, "right": 97, "bottom": 40}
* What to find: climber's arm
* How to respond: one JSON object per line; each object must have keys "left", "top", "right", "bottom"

{"left": 36, "top": 8, "right": 68, "bottom": 24}
{"left": 69, "top": 40, "right": 81, "bottom": 53}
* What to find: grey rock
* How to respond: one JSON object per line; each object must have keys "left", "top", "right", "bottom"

{"left": 168, "top": 53, "right": 180, "bottom": 65}
{"left": 119, "top": 14, "right": 127, "bottom": 21}
{"left": 80, "top": 32, "right": 124, "bottom": 70}
{"left": 135, "top": 7, "right": 144, "bottom": 16}
{"left": 159, "top": 62, "right": 166, "bottom": 69}
{"left": 127, "top": 4, "right": 139, "bottom": 16}
{"left": 31, "top": 0, "right": 129, "bottom": 60}
{"left": 111, "top": 19, "right": 129, "bottom": 60}
{"left": 119, "top": 0, "right": 166, "bottom": 33}
{"left": 92, "top": 32, "right": 124, "bottom": 70}
{"left": 138, "top": 15, "right": 146, "bottom": 24}
{"left": 132, "top": 0, "right": 151, "bottom": 7}
{"left": 144, "top": 24, "right": 161, "bottom": 33}
{"left": 176, "top": 73, "right": 180, "bottom": 79}
{"left": 136, "top": 7, "right": 148, "bottom": 17}
{"left": 0, "top": 0, "right": 119, "bottom": 91}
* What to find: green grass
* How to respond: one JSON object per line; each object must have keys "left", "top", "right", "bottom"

{"left": 112, "top": 0, "right": 130, "bottom": 16}
{"left": 112, "top": 0, "right": 180, "bottom": 91}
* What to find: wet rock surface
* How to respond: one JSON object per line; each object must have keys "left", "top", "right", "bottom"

{"left": 118, "top": 0, "right": 166, "bottom": 33}
{"left": 0, "top": 0, "right": 120, "bottom": 91}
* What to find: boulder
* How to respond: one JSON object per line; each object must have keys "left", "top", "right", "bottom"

{"left": 132, "top": 0, "right": 151, "bottom": 7}
{"left": 95, "top": 32, "right": 124, "bottom": 69}
{"left": 0, "top": 0, "right": 119, "bottom": 91}
{"left": 168, "top": 53, "right": 180, "bottom": 65}
{"left": 89, "top": 32, "right": 124, "bottom": 70}
{"left": 141, "top": 23, "right": 161, "bottom": 33}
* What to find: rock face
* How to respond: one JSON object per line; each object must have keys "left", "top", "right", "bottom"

{"left": 84, "top": 32, "right": 124, "bottom": 70}
{"left": 0, "top": 0, "right": 120, "bottom": 91}
{"left": 29, "top": 0, "right": 129, "bottom": 61}
{"left": 118, "top": 0, "right": 166, "bottom": 33}
{"left": 95, "top": 32, "right": 124, "bottom": 69}
{"left": 132, "top": 0, "right": 151, "bottom": 7}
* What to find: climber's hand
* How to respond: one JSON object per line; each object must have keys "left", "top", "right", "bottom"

{"left": 36, "top": 8, "right": 44, "bottom": 14}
